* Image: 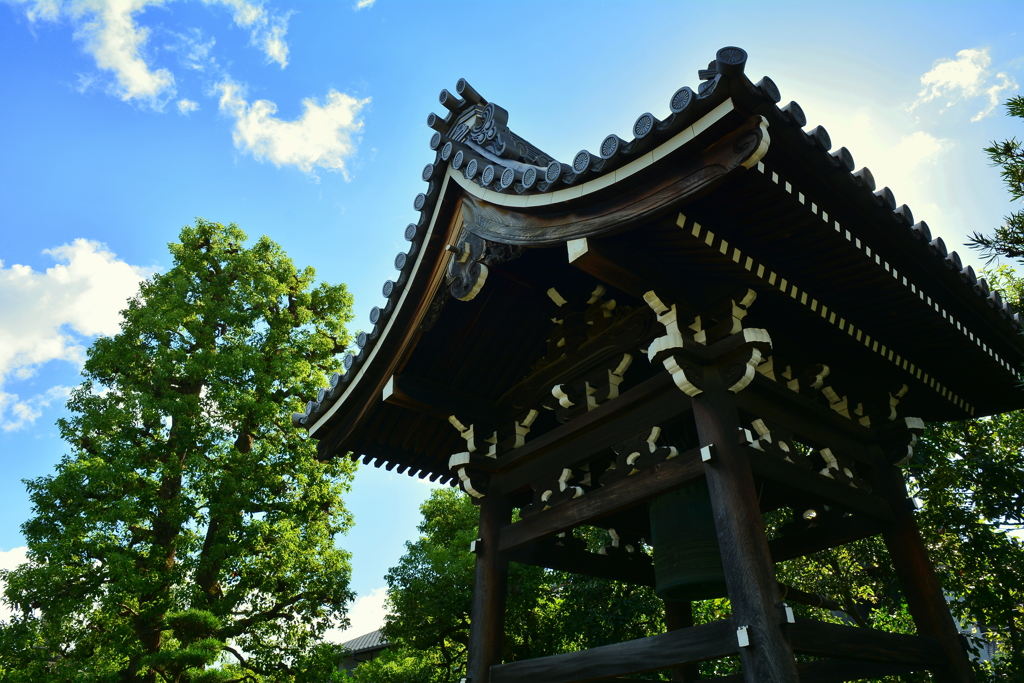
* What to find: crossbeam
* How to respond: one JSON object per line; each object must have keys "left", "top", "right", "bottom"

{"left": 789, "top": 618, "right": 945, "bottom": 666}
{"left": 383, "top": 373, "right": 498, "bottom": 423}
{"left": 488, "top": 619, "right": 738, "bottom": 683}
{"left": 768, "top": 514, "right": 881, "bottom": 562}
{"left": 747, "top": 451, "right": 893, "bottom": 521}
{"left": 735, "top": 375, "right": 880, "bottom": 466}
{"left": 508, "top": 545, "right": 655, "bottom": 586}
{"left": 498, "top": 446, "right": 706, "bottom": 552}
{"left": 706, "top": 658, "right": 923, "bottom": 683}
{"left": 492, "top": 372, "right": 692, "bottom": 495}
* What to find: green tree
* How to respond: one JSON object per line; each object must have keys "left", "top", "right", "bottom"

{"left": 0, "top": 220, "right": 357, "bottom": 683}
{"left": 969, "top": 95, "right": 1024, "bottom": 260}
{"left": 353, "top": 489, "right": 668, "bottom": 683}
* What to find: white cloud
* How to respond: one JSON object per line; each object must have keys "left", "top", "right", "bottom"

{"left": 912, "top": 48, "right": 1019, "bottom": 121}
{"left": 884, "top": 130, "right": 953, "bottom": 174}
{"left": 0, "top": 386, "right": 71, "bottom": 432}
{"left": 837, "top": 109, "right": 953, "bottom": 183}
{"left": 0, "top": 240, "right": 152, "bottom": 428}
{"left": 11, "top": 0, "right": 175, "bottom": 107}
{"left": 177, "top": 98, "right": 199, "bottom": 114}
{"left": 10, "top": 0, "right": 294, "bottom": 107}
{"left": 323, "top": 587, "right": 388, "bottom": 643}
{"left": 206, "top": 0, "right": 291, "bottom": 68}
{"left": 170, "top": 27, "right": 216, "bottom": 71}
{"left": 215, "top": 80, "right": 370, "bottom": 178}
{"left": 355, "top": 0, "right": 376, "bottom": 9}
{"left": 0, "top": 547, "right": 29, "bottom": 623}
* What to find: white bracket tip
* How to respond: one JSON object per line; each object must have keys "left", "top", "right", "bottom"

{"left": 736, "top": 625, "right": 750, "bottom": 648}
{"left": 700, "top": 445, "right": 714, "bottom": 462}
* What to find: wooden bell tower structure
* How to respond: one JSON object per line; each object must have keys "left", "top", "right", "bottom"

{"left": 295, "top": 47, "right": 1024, "bottom": 682}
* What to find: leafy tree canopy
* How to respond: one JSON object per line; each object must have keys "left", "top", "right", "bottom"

{"left": 0, "top": 220, "right": 357, "bottom": 683}
{"left": 969, "top": 95, "right": 1024, "bottom": 261}
{"left": 351, "top": 489, "right": 667, "bottom": 683}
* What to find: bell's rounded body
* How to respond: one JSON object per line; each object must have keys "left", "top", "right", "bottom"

{"left": 648, "top": 480, "right": 728, "bottom": 602}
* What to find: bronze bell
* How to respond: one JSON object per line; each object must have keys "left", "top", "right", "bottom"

{"left": 648, "top": 480, "right": 728, "bottom": 602}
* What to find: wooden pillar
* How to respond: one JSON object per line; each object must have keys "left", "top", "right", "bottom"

{"left": 691, "top": 368, "right": 800, "bottom": 683}
{"left": 466, "top": 495, "right": 512, "bottom": 683}
{"left": 873, "top": 463, "right": 977, "bottom": 683}
{"left": 664, "top": 600, "right": 700, "bottom": 682}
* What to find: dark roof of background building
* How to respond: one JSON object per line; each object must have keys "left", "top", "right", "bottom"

{"left": 341, "top": 629, "right": 389, "bottom": 654}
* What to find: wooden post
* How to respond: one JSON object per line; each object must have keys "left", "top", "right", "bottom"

{"left": 664, "top": 600, "right": 700, "bottom": 682}
{"left": 466, "top": 495, "right": 512, "bottom": 683}
{"left": 873, "top": 464, "right": 977, "bottom": 683}
{"left": 691, "top": 367, "right": 800, "bottom": 683}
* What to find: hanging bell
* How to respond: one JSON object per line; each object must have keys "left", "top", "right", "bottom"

{"left": 648, "top": 479, "right": 728, "bottom": 602}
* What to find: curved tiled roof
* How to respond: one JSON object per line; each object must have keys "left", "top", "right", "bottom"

{"left": 293, "top": 46, "right": 1021, "bottom": 436}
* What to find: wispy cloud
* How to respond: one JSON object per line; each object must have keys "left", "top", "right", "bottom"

{"left": 206, "top": 0, "right": 291, "bottom": 68}
{"left": 169, "top": 27, "right": 217, "bottom": 72}
{"left": 215, "top": 80, "right": 370, "bottom": 178}
{"left": 1, "top": 386, "right": 71, "bottom": 432}
{"left": 10, "top": 0, "right": 176, "bottom": 107}
{"left": 354, "top": 0, "right": 376, "bottom": 10}
{"left": 8, "top": 0, "right": 294, "bottom": 107}
{"left": 177, "top": 98, "right": 199, "bottom": 114}
{"left": 0, "top": 240, "right": 152, "bottom": 428}
{"left": 912, "top": 48, "right": 1019, "bottom": 122}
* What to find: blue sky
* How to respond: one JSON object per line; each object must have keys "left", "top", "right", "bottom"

{"left": 1, "top": 0, "right": 1022, "bottom": 639}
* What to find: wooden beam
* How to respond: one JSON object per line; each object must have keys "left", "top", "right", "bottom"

{"left": 789, "top": 617, "right": 945, "bottom": 666}
{"left": 664, "top": 600, "right": 700, "bottom": 682}
{"left": 508, "top": 544, "right": 655, "bottom": 586}
{"left": 704, "top": 658, "right": 923, "bottom": 683}
{"left": 768, "top": 514, "right": 881, "bottom": 563}
{"left": 777, "top": 582, "right": 842, "bottom": 612}
{"left": 382, "top": 373, "right": 498, "bottom": 423}
{"left": 466, "top": 496, "right": 512, "bottom": 683}
{"left": 567, "top": 237, "right": 664, "bottom": 301}
{"left": 493, "top": 373, "right": 693, "bottom": 496}
{"left": 498, "top": 447, "right": 706, "bottom": 552}
{"left": 734, "top": 375, "right": 880, "bottom": 466}
{"left": 691, "top": 368, "right": 800, "bottom": 682}
{"left": 793, "top": 659, "right": 923, "bottom": 683}
{"left": 871, "top": 461, "right": 978, "bottom": 682}
{"left": 488, "top": 619, "right": 738, "bottom": 683}
{"left": 746, "top": 452, "right": 893, "bottom": 521}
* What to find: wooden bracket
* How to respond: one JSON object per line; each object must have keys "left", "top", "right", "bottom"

{"left": 599, "top": 425, "right": 679, "bottom": 486}
{"left": 875, "top": 416, "right": 926, "bottom": 466}
{"left": 645, "top": 289, "right": 772, "bottom": 396}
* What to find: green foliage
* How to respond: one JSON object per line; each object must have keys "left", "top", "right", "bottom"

{"left": 969, "top": 95, "right": 1024, "bottom": 261}
{"left": 0, "top": 220, "right": 357, "bottom": 683}
{"left": 354, "top": 489, "right": 668, "bottom": 683}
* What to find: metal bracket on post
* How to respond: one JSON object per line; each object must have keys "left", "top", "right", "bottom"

{"left": 777, "top": 603, "right": 795, "bottom": 624}
{"left": 469, "top": 538, "right": 483, "bottom": 554}
{"left": 736, "top": 625, "right": 751, "bottom": 648}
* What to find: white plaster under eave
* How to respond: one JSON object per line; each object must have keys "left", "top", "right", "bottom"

{"left": 308, "top": 173, "right": 455, "bottom": 437}
{"left": 449, "top": 98, "right": 736, "bottom": 209}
